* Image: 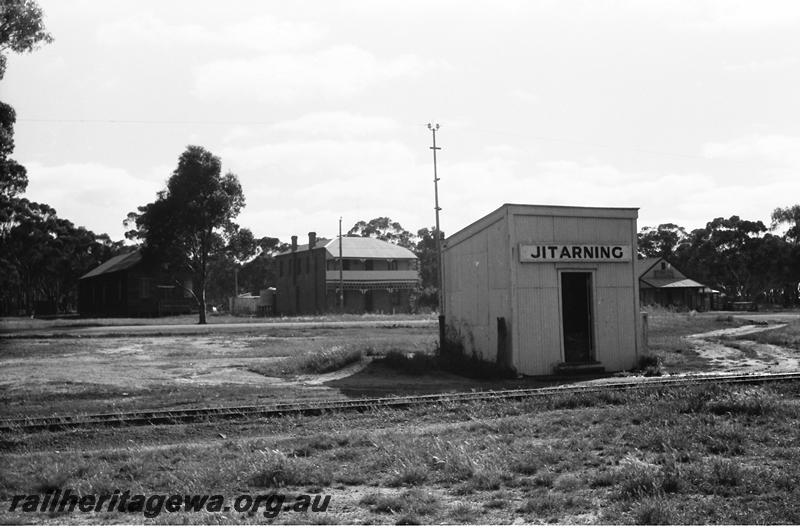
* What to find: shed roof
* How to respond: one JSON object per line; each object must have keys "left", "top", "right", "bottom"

{"left": 445, "top": 203, "right": 639, "bottom": 248}
{"left": 80, "top": 250, "right": 142, "bottom": 279}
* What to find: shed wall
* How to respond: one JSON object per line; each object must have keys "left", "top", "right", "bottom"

{"left": 443, "top": 216, "right": 510, "bottom": 362}
{"left": 511, "top": 213, "right": 638, "bottom": 374}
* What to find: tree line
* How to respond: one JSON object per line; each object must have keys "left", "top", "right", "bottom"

{"left": 638, "top": 210, "right": 800, "bottom": 306}
{"left": 2, "top": 1, "right": 797, "bottom": 318}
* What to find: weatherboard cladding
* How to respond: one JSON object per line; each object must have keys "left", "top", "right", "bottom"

{"left": 444, "top": 204, "right": 639, "bottom": 376}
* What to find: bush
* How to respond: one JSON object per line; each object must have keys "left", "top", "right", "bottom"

{"left": 637, "top": 354, "right": 663, "bottom": 377}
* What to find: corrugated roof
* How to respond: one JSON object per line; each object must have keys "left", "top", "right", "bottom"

{"left": 323, "top": 237, "right": 417, "bottom": 259}
{"left": 635, "top": 257, "right": 663, "bottom": 278}
{"left": 275, "top": 239, "right": 331, "bottom": 257}
{"left": 640, "top": 277, "right": 706, "bottom": 289}
{"left": 80, "top": 250, "right": 142, "bottom": 279}
{"left": 277, "top": 236, "right": 416, "bottom": 259}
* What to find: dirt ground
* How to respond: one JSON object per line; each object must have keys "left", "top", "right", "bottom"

{"left": 2, "top": 312, "right": 799, "bottom": 419}
{"left": 0, "top": 326, "right": 441, "bottom": 417}
{"left": 686, "top": 323, "right": 800, "bottom": 373}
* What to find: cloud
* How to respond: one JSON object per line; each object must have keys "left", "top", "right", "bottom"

{"left": 681, "top": 0, "right": 800, "bottom": 31}
{"left": 97, "top": 12, "right": 325, "bottom": 52}
{"left": 193, "top": 46, "right": 440, "bottom": 102}
{"left": 509, "top": 89, "right": 540, "bottom": 105}
{"left": 703, "top": 135, "right": 800, "bottom": 168}
{"left": 22, "top": 162, "right": 162, "bottom": 239}
{"left": 723, "top": 57, "right": 799, "bottom": 72}
{"left": 271, "top": 112, "right": 400, "bottom": 138}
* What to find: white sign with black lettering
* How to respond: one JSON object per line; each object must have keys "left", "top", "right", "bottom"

{"left": 519, "top": 244, "right": 632, "bottom": 263}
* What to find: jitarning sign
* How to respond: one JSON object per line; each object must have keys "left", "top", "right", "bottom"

{"left": 519, "top": 244, "right": 632, "bottom": 263}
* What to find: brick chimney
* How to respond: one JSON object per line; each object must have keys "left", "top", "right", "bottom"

{"left": 291, "top": 235, "right": 298, "bottom": 252}
{"left": 308, "top": 231, "right": 317, "bottom": 249}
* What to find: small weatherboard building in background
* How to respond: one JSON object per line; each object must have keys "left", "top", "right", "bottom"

{"left": 442, "top": 203, "right": 643, "bottom": 376}
{"left": 78, "top": 250, "right": 195, "bottom": 317}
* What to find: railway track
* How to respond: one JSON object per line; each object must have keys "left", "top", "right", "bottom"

{"left": 3, "top": 371, "right": 800, "bottom": 433}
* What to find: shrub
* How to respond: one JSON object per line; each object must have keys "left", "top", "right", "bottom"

{"left": 637, "top": 354, "right": 663, "bottom": 377}
{"left": 615, "top": 463, "right": 663, "bottom": 499}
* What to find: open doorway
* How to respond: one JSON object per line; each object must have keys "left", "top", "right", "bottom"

{"left": 561, "top": 272, "right": 594, "bottom": 363}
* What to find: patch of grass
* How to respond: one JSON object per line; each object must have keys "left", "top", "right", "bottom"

{"left": 516, "top": 492, "right": 565, "bottom": 517}
{"left": 705, "top": 387, "right": 785, "bottom": 416}
{"left": 634, "top": 497, "right": 680, "bottom": 525}
{"left": 386, "top": 465, "right": 429, "bottom": 487}
{"left": 545, "top": 390, "right": 628, "bottom": 410}
{"left": 33, "top": 465, "right": 72, "bottom": 494}
{"left": 249, "top": 450, "right": 333, "bottom": 488}
{"left": 265, "top": 344, "right": 364, "bottom": 376}
{"left": 6, "top": 379, "right": 800, "bottom": 524}
{"left": 738, "top": 320, "right": 800, "bottom": 348}
{"left": 360, "top": 490, "right": 439, "bottom": 516}
{"left": 448, "top": 503, "right": 481, "bottom": 523}
{"left": 552, "top": 472, "right": 583, "bottom": 491}
{"left": 285, "top": 433, "right": 351, "bottom": 457}
{"left": 615, "top": 463, "right": 663, "bottom": 499}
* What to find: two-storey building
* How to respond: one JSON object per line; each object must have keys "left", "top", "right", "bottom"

{"left": 274, "top": 232, "right": 420, "bottom": 315}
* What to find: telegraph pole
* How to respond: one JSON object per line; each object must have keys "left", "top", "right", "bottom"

{"left": 338, "top": 216, "right": 344, "bottom": 311}
{"left": 428, "top": 123, "right": 445, "bottom": 318}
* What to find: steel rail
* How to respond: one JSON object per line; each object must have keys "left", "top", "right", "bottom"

{"left": 3, "top": 371, "right": 800, "bottom": 433}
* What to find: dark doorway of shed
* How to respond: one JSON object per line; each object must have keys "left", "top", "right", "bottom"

{"left": 561, "top": 272, "right": 594, "bottom": 363}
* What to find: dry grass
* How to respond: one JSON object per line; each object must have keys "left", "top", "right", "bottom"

{"left": 4, "top": 382, "right": 800, "bottom": 524}
{"left": 731, "top": 319, "right": 800, "bottom": 349}
{"left": 251, "top": 344, "right": 365, "bottom": 376}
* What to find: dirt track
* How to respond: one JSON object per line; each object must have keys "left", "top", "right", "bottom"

{"left": 687, "top": 323, "right": 800, "bottom": 373}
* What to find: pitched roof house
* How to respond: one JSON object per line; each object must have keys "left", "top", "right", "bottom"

{"left": 274, "top": 233, "right": 420, "bottom": 315}
{"left": 78, "top": 249, "right": 195, "bottom": 317}
{"left": 637, "top": 257, "right": 710, "bottom": 311}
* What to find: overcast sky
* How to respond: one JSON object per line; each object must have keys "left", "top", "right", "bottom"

{"left": 4, "top": 0, "right": 800, "bottom": 244}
